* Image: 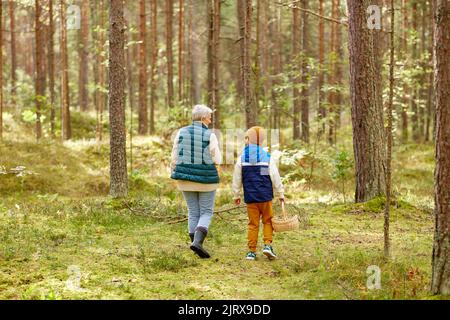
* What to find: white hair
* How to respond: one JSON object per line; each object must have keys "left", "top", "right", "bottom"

{"left": 192, "top": 105, "right": 214, "bottom": 121}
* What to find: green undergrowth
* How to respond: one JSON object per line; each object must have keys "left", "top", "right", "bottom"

{"left": 0, "top": 117, "right": 443, "bottom": 300}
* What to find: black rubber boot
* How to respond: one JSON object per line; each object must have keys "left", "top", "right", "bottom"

{"left": 189, "top": 233, "right": 194, "bottom": 243}
{"left": 190, "top": 228, "right": 210, "bottom": 259}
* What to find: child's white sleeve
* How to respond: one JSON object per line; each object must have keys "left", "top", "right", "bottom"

{"left": 270, "top": 157, "right": 285, "bottom": 199}
{"left": 232, "top": 157, "right": 243, "bottom": 200}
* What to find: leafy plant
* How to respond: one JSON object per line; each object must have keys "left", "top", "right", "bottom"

{"left": 331, "top": 150, "right": 353, "bottom": 202}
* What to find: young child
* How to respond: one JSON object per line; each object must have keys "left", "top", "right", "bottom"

{"left": 232, "top": 127, "right": 285, "bottom": 261}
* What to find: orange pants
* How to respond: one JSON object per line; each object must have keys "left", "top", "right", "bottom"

{"left": 247, "top": 201, "right": 273, "bottom": 252}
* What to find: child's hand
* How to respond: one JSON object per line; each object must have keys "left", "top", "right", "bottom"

{"left": 234, "top": 198, "right": 241, "bottom": 206}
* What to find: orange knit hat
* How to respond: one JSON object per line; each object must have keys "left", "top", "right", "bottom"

{"left": 245, "top": 126, "right": 266, "bottom": 146}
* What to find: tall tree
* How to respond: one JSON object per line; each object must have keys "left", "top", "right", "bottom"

{"left": 292, "top": 6, "right": 301, "bottom": 140}
{"left": 300, "top": 0, "right": 310, "bottom": 143}
{"left": 327, "top": 0, "right": 338, "bottom": 145}
{"left": 334, "top": 0, "right": 343, "bottom": 131}
{"left": 35, "top": 0, "right": 45, "bottom": 140}
{"left": 60, "top": 0, "right": 71, "bottom": 140}
{"left": 138, "top": 0, "right": 148, "bottom": 134}
{"left": 411, "top": 0, "right": 420, "bottom": 141}
{"left": 8, "top": 0, "right": 17, "bottom": 111}
{"left": 78, "top": 0, "right": 90, "bottom": 112}
{"left": 150, "top": 0, "right": 158, "bottom": 134}
{"left": 317, "top": 0, "right": 326, "bottom": 137}
{"left": 0, "top": 0, "right": 3, "bottom": 140}
{"left": 109, "top": 0, "right": 128, "bottom": 198}
{"left": 238, "top": 0, "right": 256, "bottom": 129}
{"left": 166, "top": 0, "right": 174, "bottom": 109}
{"left": 178, "top": 0, "right": 184, "bottom": 103}
{"left": 48, "top": 0, "right": 56, "bottom": 137}
{"left": 207, "top": 0, "right": 221, "bottom": 129}
{"left": 400, "top": 0, "right": 409, "bottom": 142}
{"left": 347, "top": 0, "right": 386, "bottom": 203}
{"left": 431, "top": 0, "right": 450, "bottom": 296}
{"left": 385, "top": 0, "right": 395, "bottom": 259}
{"left": 97, "top": 0, "right": 106, "bottom": 141}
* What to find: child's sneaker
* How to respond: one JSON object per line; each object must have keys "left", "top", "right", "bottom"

{"left": 246, "top": 252, "right": 257, "bottom": 261}
{"left": 263, "top": 245, "right": 277, "bottom": 260}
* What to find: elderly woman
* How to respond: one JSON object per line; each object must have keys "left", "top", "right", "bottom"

{"left": 171, "top": 105, "right": 221, "bottom": 259}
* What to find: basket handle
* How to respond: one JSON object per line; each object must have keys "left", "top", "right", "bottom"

{"left": 281, "top": 201, "right": 287, "bottom": 220}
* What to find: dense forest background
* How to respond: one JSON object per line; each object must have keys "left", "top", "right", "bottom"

{"left": 0, "top": 0, "right": 449, "bottom": 300}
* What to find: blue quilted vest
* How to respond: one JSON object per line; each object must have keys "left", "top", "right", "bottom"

{"left": 171, "top": 122, "right": 220, "bottom": 184}
{"left": 241, "top": 144, "right": 274, "bottom": 204}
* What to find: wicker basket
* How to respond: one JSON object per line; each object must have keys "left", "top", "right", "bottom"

{"left": 272, "top": 202, "right": 299, "bottom": 232}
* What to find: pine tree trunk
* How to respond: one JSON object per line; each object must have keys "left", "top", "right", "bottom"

{"left": 0, "top": 1, "right": 3, "bottom": 140}
{"left": 411, "top": 1, "right": 420, "bottom": 141}
{"left": 327, "top": 0, "right": 338, "bottom": 145}
{"left": 8, "top": 0, "right": 17, "bottom": 111}
{"left": 138, "top": 0, "right": 148, "bottom": 134}
{"left": 48, "top": 0, "right": 56, "bottom": 137}
{"left": 109, "top": 0, "right": 128, "bottom": 198}
{"left": 431, "top": 0, "right": 450, "bottom": 296}
{"left": 60, "top": 0, "right": 71, "bottom": 140}
{"left": 334, "top": 0, "right": 343, "bottom": 130}
{"left": 97, "top": 0, "right": 106, "bottom": 141}
{"left": 254, "top": 0, "right": 261, "bottom": 122}
{"left": 347, "top": 0, "right": 387, "bottom": 203}
{"left": 300, "top": 0, "right": 310, "bottom": 143}
{"left": 401, "top": 0, "right": 409, "bottom": 143}
{"left": 78, "top": 0, "right": 89, "bottom": 112}
{"left": 189, "top": 1, "right": 201, "bottom": 105}
{"left": 178, "top": 0, "right": 184, "bottom": 103}
{"left": 292, "top": 6, "right": 301, "bottom": 140}
{"left": 150, "top": 0, "right": 158, "bottom": 134}
{"left": 318, "top": 0, "right": 326, "bottom": 137}
{"left": 35, "top": 0, "right": 45, "bottom": 140}
{"left": 385, "top": 0, "right": 395, "bottom": 259}
{"left": 166, "top": 0, "right": 174, "bottom": 109}
{"left": 207, "top": 0, "right": 221, "bottom": 129}
{"left": 238, "top": 0, "right": 255, "bottom": 129}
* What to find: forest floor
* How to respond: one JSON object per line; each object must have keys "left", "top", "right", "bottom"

{"left": 0, "top": 113, "right": 447, "bottom": 300}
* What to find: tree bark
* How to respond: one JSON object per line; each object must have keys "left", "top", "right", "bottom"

{"left": 385, "top": 0, "right": 395, "bottom": 259}
{"left": 411, "top": 0, "right": 420, "bottom": 142}
{"left": 431, "top": 0, "right": 450, "bottom": 296}
{"left": 35, "top": 0, "right": 45, "bottom": 140}
{"left": 79, "top": 0, "right": 89, "bottom": 112}
{"left": 150, "top": 0, "right": 158, "bottom": 134}
{"left": 109, "top": 0, "right": 128, "bottom": 198}
{"left": 334, "top": 0, "right": 343, "bottom": 130}
{"left": 8, "top": 0, "right": 17, "bottom": 111}
{"left": 401, "top": 0, "right": 409, "bottom": 143}
{"left": 178, "top": 0, "right": 184, "bottom": 103}
{"left": 166, "top": 0, "right": 174, "bottom": 109}
{"left": 292, "top": 6, "right": 301, "bottom": 140}
{"left": 60, "top": 0, "right": 71, "bottom": 140}
{"left": 300, "top": 0, "right": 310, "bottom": 143}
{"left": 97, "top": 0, "right": 106, "bottom": 141}
{"left": 0, "top": 1, "right": 3, "bottom": 140}
{"left": 138, "top": 0, "right": 148, "bottom": 134}
{"left": 238, "top": 0, "right": 255, "bottom": 129}
{"left": 207, "top": 0, "right": 221, "bottom": 129}
{"left": 327, "top": 0, "right": 338, "bottom": 145}
{"left": 189, "top": 1, "right": 201, "bottom": 105}
{"left": 347, "top": 0, "right": 386, "bottom": 203}
{"left": 317, "top": 0, "right": 326, "bottom": 137}
{"left": 48, "top": 0, "right": 56, "bottom": 137}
